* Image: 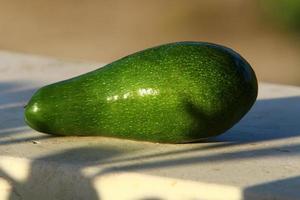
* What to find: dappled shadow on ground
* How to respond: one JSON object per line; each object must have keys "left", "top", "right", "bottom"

{"left": 98, "top": 143, "right": 300, "bottom": 174}
{"left": 1, "top": 146, "right": 122, "bottom": 200}
{"left": 0, "top": 79, "right": 300, "bottom": 199}
{"left": 244, "top": 176, "right": 300, "bottom": 200}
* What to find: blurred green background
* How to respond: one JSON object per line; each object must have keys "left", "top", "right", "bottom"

{"left": 0, "top": 0, "right": 300, "bottom": 85}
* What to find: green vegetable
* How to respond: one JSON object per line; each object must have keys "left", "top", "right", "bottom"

{"left": 24, "top": 42, "right": 258, "bottom": 143}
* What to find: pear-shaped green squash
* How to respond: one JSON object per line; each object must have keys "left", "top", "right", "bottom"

{"left": 24, "top": 42, "right": 258, "bottom": 143}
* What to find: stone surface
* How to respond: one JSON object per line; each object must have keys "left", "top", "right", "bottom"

{"left": 0, "top": 51, "right": 300, "bottom": 199}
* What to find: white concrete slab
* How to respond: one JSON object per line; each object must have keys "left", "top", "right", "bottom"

{"left": 0, "top": 51, "right": 300, "bottom": 200}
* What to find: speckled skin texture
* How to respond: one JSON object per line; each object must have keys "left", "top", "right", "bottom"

{"left": 25, "top": 42, "right": 258, "bottom": 143}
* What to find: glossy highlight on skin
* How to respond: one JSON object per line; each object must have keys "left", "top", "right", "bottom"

{"left": 24, "top": 42, "right": 258, "bottom": 143}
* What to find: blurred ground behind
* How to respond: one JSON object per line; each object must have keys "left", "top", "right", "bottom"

{"left": 0, "top": 0, "right": 299, "bottom": 85}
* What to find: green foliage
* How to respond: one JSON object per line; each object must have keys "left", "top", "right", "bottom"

{"left": 261, "top": 0, "right": 300, "bottom": 31}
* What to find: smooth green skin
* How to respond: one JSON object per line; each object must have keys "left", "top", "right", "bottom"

{"left": 25, "top": 42, "right": 258, "bottom": 143}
